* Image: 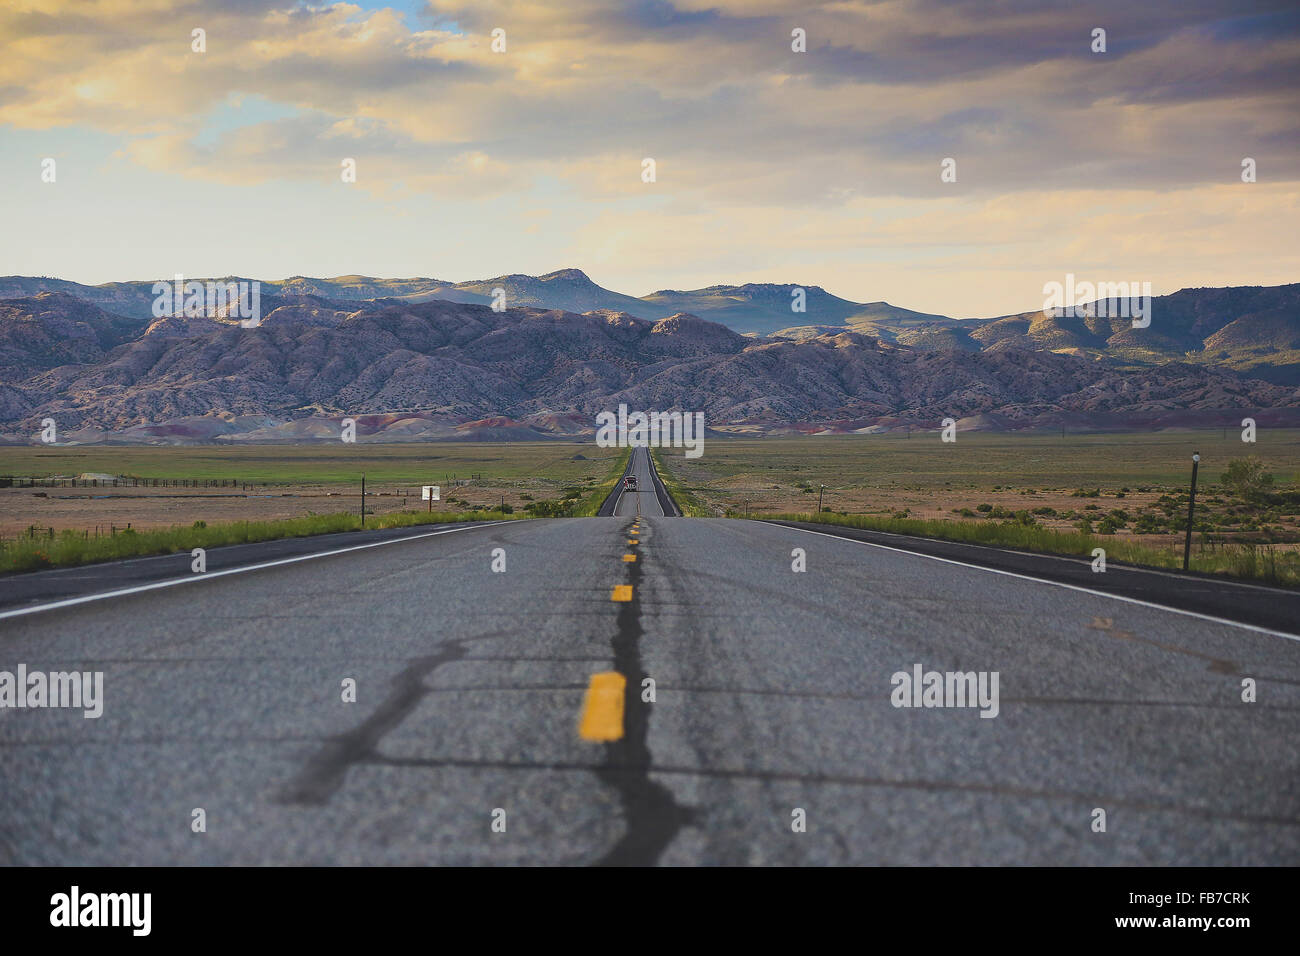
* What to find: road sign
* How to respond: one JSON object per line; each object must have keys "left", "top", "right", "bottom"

{"left": 422, "top": 485, "right": 440, "bottom": 500}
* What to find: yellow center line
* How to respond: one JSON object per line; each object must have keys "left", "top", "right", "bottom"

{"left": 610, "top": 584, "right": 633, "bottom": 601}
{"left": 578, "top": 671, "right": 626, "bottom": 741}
{"left": 622, "top": 553, "right": 636, "bottom": 562}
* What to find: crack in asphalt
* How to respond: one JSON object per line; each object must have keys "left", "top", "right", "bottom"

{"left": 358, "top": 754, "right": 1300, "bottom": 828}
{"left": 594, "top": 519, "right": 694, "bottom": 866}
{"left": 276, "top": 640, "right": 470, "bottom": 805}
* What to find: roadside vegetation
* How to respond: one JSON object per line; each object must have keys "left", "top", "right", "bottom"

{"left": 0, "top": 442, "right": 610, "bottom": 486}
{"left": 651, "top": 432, "right": 1300, "bottom": 588}
{"left": 569, "top": 447, "right": 632, "bottom": 516}
{"left": 0, "top": 509, "right": 520, "bottom": 575}
{"left": 758, "top": 508, "right": 1300, "bottom": 589}
{"left": 649, "top": 448, "right": 713, "bottom": 516}
{"left": 1, "top": 446, "right": 639, "bottom": 573}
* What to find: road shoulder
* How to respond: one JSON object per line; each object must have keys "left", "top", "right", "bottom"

{"left": 764, "top": 518, "right": 1300, "bottom": 638}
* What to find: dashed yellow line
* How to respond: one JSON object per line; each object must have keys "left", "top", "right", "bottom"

{"left": 610, "top": 584, "right": 633, "bottom": 601}
{"left": 578, "top": 671, "right": 626, "bottom": 741}
{"left": 622, "top": 553, "right": 636, "bottom": 562}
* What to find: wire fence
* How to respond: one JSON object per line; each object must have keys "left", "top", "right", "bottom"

{"left": 0, "top": 476, "right": 244, "bottom": 489}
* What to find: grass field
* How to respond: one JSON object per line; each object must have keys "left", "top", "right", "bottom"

{"left": 655, "top": 430, "right": 1300, "bottom": 518}
{"left": 6, "top": 432, "right": 1300, "bottom": 586}
{"left": 649, "top": 448, "right": 711, "bottom": 517}
{"left": 654, "top": 429, "right": 1300, "bottom": 587}
{"left": 658, "top": 430, "right": 1300, "bottom": 496}
{"left": 0, "top": 509, "right": 521, "bottom": 574}
{"left": 0, "top": 442, "right": 632, "bottom": 573}
{"left": 0, "top": 442, "right": 613, "bottom": 485}
{"left": 0, "top": 442, "right": 624, "bottom": 537}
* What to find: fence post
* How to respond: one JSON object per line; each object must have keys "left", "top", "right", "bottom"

{"left": 1183, "top": 453, "right": 1200, "bottom": 572}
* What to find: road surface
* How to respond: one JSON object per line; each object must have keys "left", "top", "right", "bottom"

{"left": 613, "top": 447, "right": 666, "bottom": 517}
{"left": 1, "top": 464, "right": 1298, "bottom": 865}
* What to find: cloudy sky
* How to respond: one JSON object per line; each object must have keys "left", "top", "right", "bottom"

{"left": 1, "top": 0, "right": 1297, "bottom": 317}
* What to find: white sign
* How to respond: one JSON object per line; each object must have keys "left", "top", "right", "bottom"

{"left": 422, "top": 485, "right": 440, "bottom": 500}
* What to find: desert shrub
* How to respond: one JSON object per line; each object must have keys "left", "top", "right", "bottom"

{"left": 1221, "top": 456, "right": 1275, "bottom": 503}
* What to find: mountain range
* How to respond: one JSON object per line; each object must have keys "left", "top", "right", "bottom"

{"left": 1, "top": 270, "right": 1298, "bottom": 443}
{"left": 4, "top": 270, "right": 1297, "bottom": 369}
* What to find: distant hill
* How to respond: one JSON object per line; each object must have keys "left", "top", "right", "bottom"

{"left": 2, "top": 273, "right": 1300, "bottom": 438}
{"left": 0, "top": 291, "right": 1296, "bottom": 442}
{"left": 943, "top": 283, "right": 1300, "bottom": 383}
{"left": 0, "top": 292, "right": 151, "bottom": 376}
{"left": 639, "top": 283, "right": 965, "bottom": 337}
{"left": 452, "top": 268, "right": 649, "bottom": 315}
{"left": 5, "top": 271, "right": 1295, "bottom": 376}
{"left": 643, "top": 284, "right": 855, "bottom": 335}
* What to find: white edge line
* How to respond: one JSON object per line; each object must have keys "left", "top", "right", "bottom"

{"left": 608, "top": 447, "right": 637, "bottom": 516}
{"left": 779, "top": 524, "right": 1300, "bottom": 643}
{"left": 831, "top": 522, "right": 1295, "bottom": 596}
{"left": 0, "top": 521, "right": 508, "bottom": 622}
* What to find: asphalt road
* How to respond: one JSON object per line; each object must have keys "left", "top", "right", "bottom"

{"left": 2, "top": 481, "right": 1299, "bottom": 864}
{"left": 613, "top": 447, "right": 665, "bottom": 518}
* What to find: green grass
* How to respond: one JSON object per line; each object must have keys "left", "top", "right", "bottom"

{"left": 0, "top": 441, "right": 620, "bottom": 486}
{"left": 0, "top": 442, "right": 635, "bottom": 573}
{"left": 0, "top": 509, "right": 522, "bottom": 575}
{"left": 650, "top": 448, "right": 713, "bottom": 516}
{"left": 571, "top": 447, "right": 632, "bottom": 516}
{"left": 672, "top": 430, "right": 1300, "bottom": 491}
{"left": 760, "top": 511, "right": 1300, "bottom": 588}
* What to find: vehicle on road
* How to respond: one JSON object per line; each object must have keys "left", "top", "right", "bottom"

{"left": 624, "top": 475, "right": 637, "bottom": 490}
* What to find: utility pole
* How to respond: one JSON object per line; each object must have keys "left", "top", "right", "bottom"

{"left": 1182, "top": 453, "right": 1199, "bottom": 571}
{"left": 361, "top": 473, "right": 366, "bottom": 528}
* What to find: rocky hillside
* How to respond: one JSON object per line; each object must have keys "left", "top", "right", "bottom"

{"left": 3, "top": 273, "right": 1296, "bottom": 382}
{"left": 896, "top": 284, "right": 1300, "bottom": 384}
{"left": 1, "top": 291, "right": 1295, "bottom": 443}
{"left": 640, "top": 284, "right": 948, "bottom": 336}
